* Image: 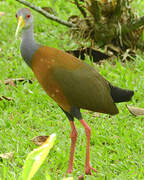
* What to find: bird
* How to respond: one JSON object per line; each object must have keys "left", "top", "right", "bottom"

{"left": 15, "top": 8, "right": 134, "bottom": 176}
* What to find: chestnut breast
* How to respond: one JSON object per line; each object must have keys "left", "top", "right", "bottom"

{"left": 31, "top": 46, "right": 84, "bottom": 112}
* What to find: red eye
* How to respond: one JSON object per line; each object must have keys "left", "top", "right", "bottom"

{"left": 15, "top": 14, "right": 18, "bottom": 18}
{"left": 26, "top": 14, "right": 31, "bottom": 18}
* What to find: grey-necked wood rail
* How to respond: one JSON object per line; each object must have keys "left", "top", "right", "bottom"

{"left": 15, "top": 8, "right": 134, "bottom": 176}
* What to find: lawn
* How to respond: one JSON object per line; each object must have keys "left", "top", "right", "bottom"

{"left": 0, "top": 0, "right": 144, "bottom": 179}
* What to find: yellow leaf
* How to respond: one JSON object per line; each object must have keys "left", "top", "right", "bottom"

{"left": 22, "top": 133, "right": 56, "bottom": 180}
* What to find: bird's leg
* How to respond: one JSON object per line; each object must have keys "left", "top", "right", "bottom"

{"left": 80, "top": 119, "right": 97, "bottom": 175}
{"left": 67, "top": 120, "right": 78, "bottom": 174}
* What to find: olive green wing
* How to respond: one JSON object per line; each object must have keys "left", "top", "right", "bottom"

{"left": 52, "top": 62, "right": 118, "bottom": 115}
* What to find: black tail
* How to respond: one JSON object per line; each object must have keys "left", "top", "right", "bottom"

{"left": 109, "top": 83, "right": 134, "bottom": 103}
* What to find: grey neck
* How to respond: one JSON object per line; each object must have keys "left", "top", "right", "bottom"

{"left": 20, "top": 25, "right": 40, "bottom": 68}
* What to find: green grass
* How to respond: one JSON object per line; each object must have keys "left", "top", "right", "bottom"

{"left": 0, "top": 0, "right": 144, "bottom": 179}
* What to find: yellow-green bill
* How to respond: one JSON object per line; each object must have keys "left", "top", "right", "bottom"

{"left": 15, "top": 16, "right": 25, "bottom": 37}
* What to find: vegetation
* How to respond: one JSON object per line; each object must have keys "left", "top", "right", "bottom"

{"left": 0, "top": 0, "right": 144, "bottom": 179}
{"left": 15, "top": 0, "right": 144, "bottom": 58}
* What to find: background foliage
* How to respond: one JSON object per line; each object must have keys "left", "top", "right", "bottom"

{"left": 0, "top": 0, "right": 144, "bottom": 179}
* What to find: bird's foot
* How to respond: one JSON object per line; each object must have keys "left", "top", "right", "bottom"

{"left": 78, "top": 166, "right": 97, "bottom": 179}
{"left": 85, "top": 165, "right": 97, "bottom": 175}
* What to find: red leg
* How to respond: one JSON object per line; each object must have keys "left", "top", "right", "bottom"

{"left": 80, "top": 119, "right": 97, "bottom": 175}
{"left": 67, "top": 121, "right": 78, "bottom": 173}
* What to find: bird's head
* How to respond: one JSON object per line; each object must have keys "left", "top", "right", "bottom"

{"left": 15, "top": 8, "right": 33, "bottom": 36}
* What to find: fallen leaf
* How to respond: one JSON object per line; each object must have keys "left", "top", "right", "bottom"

{"left": 9, "top": 113, "right": 14, "bottom": 120}
{"left": 127, "top": 105, "right": 144, "bottom": 116}
{"left": 32, "top": 136, "right": 49, "bottom": 146}
{"left": 0, "top": 78, "right": 33, "bottom": 86}
{"left": 0, "top": 12, "right": 5, "bottom": 16}
{"left": 0, "top": 96, "right": 13, "bottom": 101}
{"left": 0, "top": 152, "right": 14, "bottom": 160}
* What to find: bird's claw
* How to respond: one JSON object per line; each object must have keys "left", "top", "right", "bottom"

{"left": 78, "top": 166, "right": 97, "bottom": 179}
{"left": 85, "top": 165, "right": 97, "bottom": 175}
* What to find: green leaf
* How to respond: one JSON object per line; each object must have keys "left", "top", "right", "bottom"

{"left": 22, "top": 133, "right": 56, "bottom": 180}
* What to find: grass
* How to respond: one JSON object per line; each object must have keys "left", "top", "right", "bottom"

{"left": 0, "top": 0, "right": 144, "bottom": 179}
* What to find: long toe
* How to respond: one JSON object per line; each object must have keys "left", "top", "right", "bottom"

{"left": 85, "top": 166, "right": 97, "bottom": 175}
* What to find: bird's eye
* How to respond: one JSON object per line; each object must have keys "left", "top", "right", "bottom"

{"left": 26, "top": 14, "right": 31, "bottom": 19}
{"left": 15, "top": 14, "right": 18, "bottom": 18}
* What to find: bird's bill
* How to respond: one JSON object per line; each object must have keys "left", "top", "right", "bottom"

{"left": 15, "top": 16, "right": 25, "bottom": 37}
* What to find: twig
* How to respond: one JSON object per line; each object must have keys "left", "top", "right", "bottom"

{"left": 15, "top": 0, "right": 75, "bottom": 28}
{"left": 74, "top": 0, "right": 87, "bottom": 18}
{"left": 74, "top": 0, "right": 92, "bottom": 27}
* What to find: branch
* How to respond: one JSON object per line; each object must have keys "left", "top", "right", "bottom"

{"left": 122, "top": 15, "right": 144, "bottom": 35}
{"left": 74, "top": 0, "right": 87, "bottom": 18}
{"left": 15, "top": 0, "right": 75, "bottom": 28}
{"left": 74, "top": 0, "right": 92, "bottom": 27}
